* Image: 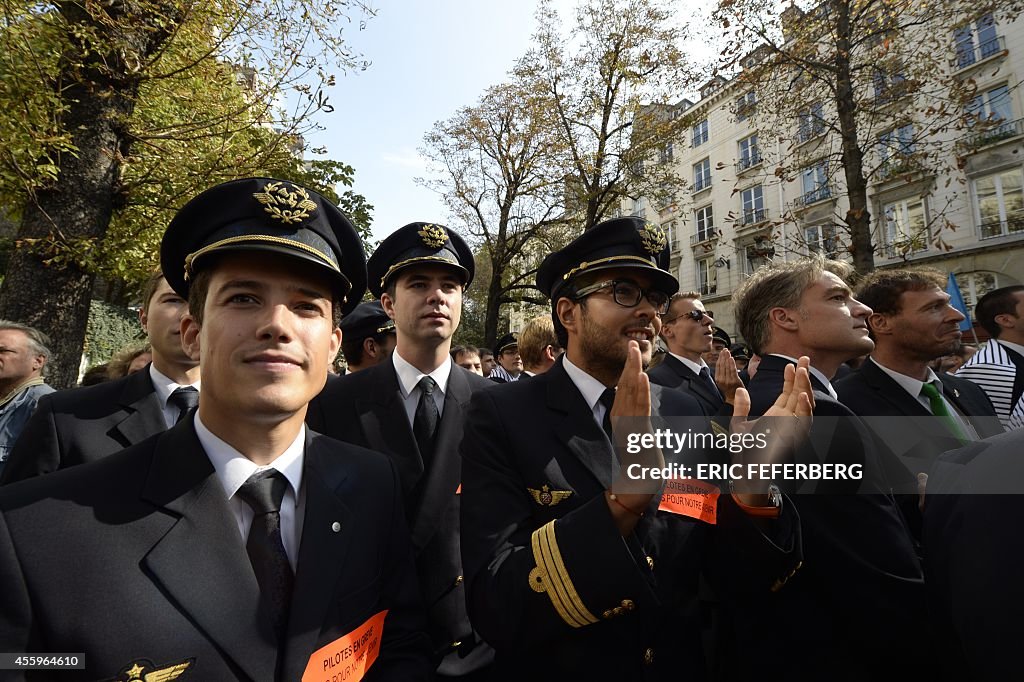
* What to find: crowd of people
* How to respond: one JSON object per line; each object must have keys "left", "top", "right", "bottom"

{"left": 0, "top": 176, "right": 1020, "bottom": 681}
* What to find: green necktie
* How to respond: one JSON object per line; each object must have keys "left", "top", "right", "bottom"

{"left": 920, "top": 382, "right": 968, "bottom": 443}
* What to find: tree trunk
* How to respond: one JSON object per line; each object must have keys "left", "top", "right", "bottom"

{"left": 833, "top": 0, "right": 875, "bottom": 274}
{"left": 483, "top": 268, "right": 505, "bottom": 350}
{"left": 0, "top": 3, "right": 177, "bottom": 388}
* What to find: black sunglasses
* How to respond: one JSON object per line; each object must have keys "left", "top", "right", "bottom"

{"left": 663, "top": 309, "right": 713, "bottom": 324}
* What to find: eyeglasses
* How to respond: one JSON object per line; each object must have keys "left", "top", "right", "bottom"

{"left": 663, "top": 309, "right": 713, "bottom": 324}
{"left": 573, "top": 279, "right": 671, "bottom": 315}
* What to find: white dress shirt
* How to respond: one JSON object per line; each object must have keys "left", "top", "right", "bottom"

{"left": 768, "top": 353, "right": 839, "bottom": 400}
{"left": 868, "top": 357, "right": 977, "bottom": 439}
{"left": 196, "top": 413, "right": 305, "bottom": 570}
{"left": 392, "top": 350, "right": 451, "bottom": 426}
{"left": 149, "top": 363, "right": 201, "bottom": 429}
{"left": 562, "top": 355, "right": 612, "bottom": 427}
{"left": 668, "top": 352, "right": 708, "bottom": 376}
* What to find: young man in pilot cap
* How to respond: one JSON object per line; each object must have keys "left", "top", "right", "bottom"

{"left": 459, "top": 216, "right": 812, "bottom": 680}
{"left": 0, "top": 178, "right": 431, "bottom": 681}
{"left": 307, "top": 221, "right": 497, "bottom": 679}
{"left": 338, "top": 300, "right": 396, "bottom": 374}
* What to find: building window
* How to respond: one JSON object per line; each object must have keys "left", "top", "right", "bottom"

{"left": 954, "top": 271, "right": 999, "bottom": 313}
{"left": 974, "top": 167, "right": 1024, "bottom": 239}
{"left": 738, "top": 134, "right": 761, "bottom": 170}
{"left": 797, "top": 102, "right": 826, "bottom": 143}
{"left": 966, "top": 84, "right": 1013, "bottom": 125}
{"left": 630, "top": 197, "right": 646, "bottom": 220}
{"left": 696, "top": 257, "right": 717, "bottom": 296}
{"left": 743, "top": 242, "right": 773, "bottom": 275}
{"left": 693, "top": 158, "right": 711, "bottom": 192}
{"left": 695, "top": 205, "right": 714, "bottom": 241}
{"left": 804, "top": 224, "right": 839, "bottom": 258}
{"left": 692, "top": 120, "right": 709, "bottom": 148}
{"left": 879, "top": 124, "right": 915, "bottom": 166}
{"left": 663, "top": 221, "right": 679, "bottom": 252}
{"left": 954, "top": 13, "right": 1000, "bottom": 69}
{"left": 741, "top": 185, "right": 765, "bottom": 224}
{"left": 800, "top": 162, "right": 830, "bottom": 205}
{"left": 736, "top": 91, "right": 756, "bottom": 121}
{"left": 659, "top": 142, "right": 674, "bottom": 164}
{"left": 882, "top": 197, "right": 928, "bottom": 257}
{"left": 872, "top": 67, "right": 908, "bottom": 104}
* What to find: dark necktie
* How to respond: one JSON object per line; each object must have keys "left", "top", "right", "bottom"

{"left": 413, "top": 376, "right": 440, "bottom": 465}
{"left": 698, "top": 366, "right": 722, "bottom": 399}
{"left": 599, "top": 387, "right": 616, "bottom": 442}
{"left": 235, "top": 470, "right": 294, "bottom": 640}
{"left": 920, "top": 382, "right": 968, "bottom": 443}
{"left": 167, "top": 386, "right": 199, "bottom": 423}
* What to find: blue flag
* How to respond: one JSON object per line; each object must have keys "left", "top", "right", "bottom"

{"left": 946, "top": 272, "right": 973, "bottom": 331}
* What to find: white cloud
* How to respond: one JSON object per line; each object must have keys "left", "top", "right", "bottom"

{"left": 380, "top": 149, "right": 427, "bottom": 171}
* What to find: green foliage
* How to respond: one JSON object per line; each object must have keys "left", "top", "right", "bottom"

{"left": 84, "top": 300, "right": 141, "bottom": 367}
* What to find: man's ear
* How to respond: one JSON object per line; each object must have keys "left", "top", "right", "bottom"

{"left": 867, "top": 312, "right": 891, "bottom": 336}
{"left": 138, "top": 306, "right": 149, "bottom": 336}
{"left": 768, "top": 306, "right": 800, "bottom": 332}
{"left": 181, "top": 314, "right": 201, "bottom": 362}
{"left": 543, "top": 344, "right": 557, "bottom": 362}
{"left": 556, "top": 298, "right": 578, "bottom": 336}
{"left": 995, "top": 312, "right": 1018, "bottom": 332}
{"left": 381, "top": 292, "right": 397, "bottom": 320}
{"left": 328, "top": 327, "right": 342, "bottom": 363}
{"left": 363, "top": 336, "right": 377, "bottom": 360}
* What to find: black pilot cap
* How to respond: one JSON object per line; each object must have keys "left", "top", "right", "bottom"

{"left": 367, "top": 222, "right": 473, "bottom": 297}
{"left": 536, "top": 216, "right": 678, "bottom": 304}
{"left": 340, "top": 300, "right": 395, "bottom": 342}
{"left": 160, "top": 177, "right": 367, "bottom": 314}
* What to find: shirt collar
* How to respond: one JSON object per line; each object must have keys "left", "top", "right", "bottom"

{"left": 998, "top": 339, "right": 1024, "bottom": 357}
{"left": 195, "top": 413, "right": 305, "bottom": 503}
{"left": 392, "top": 350, "right": 452, "bottom": 399}
{"left": 668, "top": 351, "right": 707, "bottom": 375}
{"left": 768, "top": 353, "right": 838, "bottom": 400}
{"left": 562, "top": 354, "right": 610, "bottom": 412}
{"left": 868, "top": 357, "right": 940, "bottom": 398}
{"left": 149, "top": 363, "right": 200, "bottom": 408}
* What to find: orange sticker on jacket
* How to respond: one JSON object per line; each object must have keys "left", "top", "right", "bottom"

{"left": 658, "top": 478, "right": 720, "bottom": 525}
{"left": 302, "top": 609, "right": 388, "bottom": 682}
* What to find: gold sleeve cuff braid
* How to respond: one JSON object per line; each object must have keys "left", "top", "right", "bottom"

{"left": 528, "top": 521, "right": 599, "bottom": 628}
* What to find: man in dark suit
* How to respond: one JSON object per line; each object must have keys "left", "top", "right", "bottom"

{"left": 923, "top": 428, "right": 1024, "bottom": 680}
{"left": 648, "top": 291, "right": 741, "bottom": 415}
{"left": 733, "top": 255, "right": 927, "bottom": 679}
{"left": 836, "top": 269, "right": 1003, "bottom": 534}
{"left": 1, "top": 270, "right": 201, "bottom": 484}
{"left": 461, "top": 217, "right": 811, "bottom": 680}
{"left": 338, "top": 300, "right": 396, "bottom": 374}
{"left": 306, "top": 222, "right": 495, "bottom": 679}
{"left": 0, "top": 178, "right": 431, "bottom": 680}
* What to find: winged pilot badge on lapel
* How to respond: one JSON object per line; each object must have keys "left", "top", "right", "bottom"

{"left": 103, "top": 658, "right": 194, "bottom": 682}
{"left": 528, "top": 484, "right": 573, "bottom": 507}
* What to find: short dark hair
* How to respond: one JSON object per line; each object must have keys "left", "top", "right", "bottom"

{"left": 453, "top": 345, "right": 479, "bottom": 362}
{"left": 976, "top": 285, "right": 1024, "bottom": 338}
{"left": 140, "top": 269, "right": 166, "bottom": 312}
{"left": 188, "top": 260, "right": 343, "bottom": 328}
{"left": 855, "top": 268, "right": 945, "bottom": 316}
{"left": 342, "top": 331, "right": 392, "bottom": 366}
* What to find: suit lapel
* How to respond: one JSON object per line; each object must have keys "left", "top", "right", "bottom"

{"left": 281, "top": 437, "right": 356, "bottom": 682}
{"left": 140, "top": 419, "right": 278, "bottom": 682}
{"left": 110, "top": 369, "right": 168, "bottom": 447}
{"left": 407, "top": 367, "right": 469, "bottom": 550}
{"left": 861, "top": 362, "right": 932, "bottom": 418}
{"left": 355, "top": 363, "right": 423, "bottom": 496}
{"left": 549, "top": 359, "right": 614, "bottom": 488}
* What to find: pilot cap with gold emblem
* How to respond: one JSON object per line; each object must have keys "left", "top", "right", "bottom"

{"left": 536, "top": 216, "right": 679, "bottom": 303}
{"left": 160, "top": 177, "right": 367, "bottom": 313}
{"left": 366, "top": 221, "right": 473, "bottom": 297}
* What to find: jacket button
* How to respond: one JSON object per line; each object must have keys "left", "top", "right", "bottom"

{"left": 646, "top": 555, "right": 655, "bottom": 570}
{"left": 643, "top": 647, "right": 655, "bottom": 665}
{"left": 603, "top": 610, "right": 613, "bottom": 619}
{"left": 621, "top": 599, "right": 635, "bottom": 611}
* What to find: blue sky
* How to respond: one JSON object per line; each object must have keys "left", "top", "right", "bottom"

{"left": 308, "top": 2, "right": 558, "bottom": 243}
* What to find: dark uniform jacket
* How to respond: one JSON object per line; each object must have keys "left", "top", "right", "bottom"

{"left": 306, "top": 361, "right": 495, "bottom": 674}
{"left": 0, "top": 417, "right": 431, "bottom": 681}
{"left": 460, "top": 357, "right": 801, "bottom": 680}
{"left": 923, "top": 429, "right": 1024, "bottom": 680}
{"left": 647, "top": 354, "right": 726, "bottom": 416}
{"left": 744, "top": 355, "right": 926, "bottom": 679}
{"left": 835, "top": 360, "right": 1003, "bottom": 538}
{"left": 1, "top": 365, "right": 170, "bottom": 484}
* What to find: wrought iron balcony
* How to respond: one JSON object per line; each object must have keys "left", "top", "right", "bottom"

{"left": 736, "top": 153, "right": 762, "bottom": 173}
{"left": 690, "top": 229, "right": 720, "bottom": 247}
{"left": 965, "top": 117, "right": 1024, "bottom": 150}
{"left": 740, "top": 208, "right": 769, "bottom": 226}
{"left": 794, "top": 185, "right": 832, "bottom": 208}
{"left": 952, "top": 35, "right": 1006, "bottom": 71}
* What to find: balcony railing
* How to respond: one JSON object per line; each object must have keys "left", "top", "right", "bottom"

{"left": 952, "top": 35, "right": 1006, "bottom": 70}
{"left": 698, "top": 282, "right": 719, "bottom": 297}
{"left": 736, "top": 153, "right": 762, "bottom": 172}
{"left": 794, "top": 185, "right": 833, "bottom": 207}
{"left": 692, "top": 177, "right": 712, "bottom": 193}
{"left": 966, "top": 117, "right": 1024, "bottom": 150}
{"left": 741, "top": 208, "right": 769, "bottom": 226}
{"left": 979, "top": 213, "right": 1024, "bottom": 240}
{"left": 881, "top": 240, "right": 929, "bottom": 259}
{"left": 877, "top": 158, "right": 921, "bottom": 181}
{"left": 690, "top": 229, "right": 720, "bottom": 247}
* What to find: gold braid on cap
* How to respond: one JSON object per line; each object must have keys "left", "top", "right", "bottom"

{"left": 183, "top": 235, "right": 341, "bottom": 281}
{"left": 561, "top": 255, "right": 657, "bottom": 281}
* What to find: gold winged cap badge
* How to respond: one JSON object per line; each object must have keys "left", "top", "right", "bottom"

{"left": 528, "top": 484, "right": 573, "bottom": 507}
{"left": 252, "top": 181, "right": 317, "bottom": 225}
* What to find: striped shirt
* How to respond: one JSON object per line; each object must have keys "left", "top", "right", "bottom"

{"left": 957, "top": 339, "right": 1024, "bottom": 430}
